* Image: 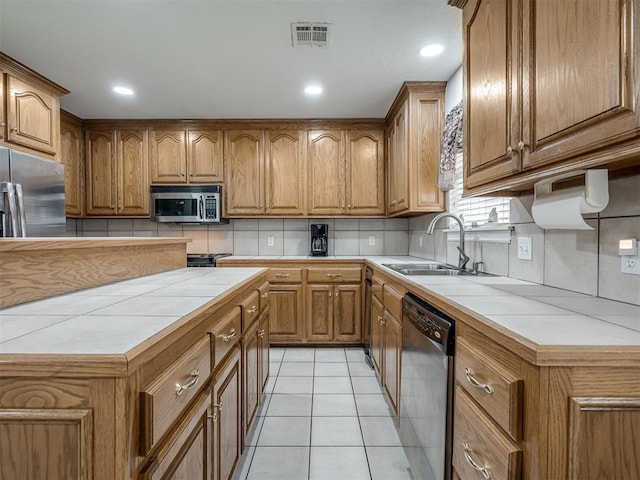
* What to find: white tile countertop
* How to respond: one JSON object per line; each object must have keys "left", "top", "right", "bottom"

{"left": 0, "top": 267, "right": 266, "bottom": 355}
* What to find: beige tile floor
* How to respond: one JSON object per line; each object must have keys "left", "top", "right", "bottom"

{"left": 233, "top": 347, "right": 412, "bottom": 480}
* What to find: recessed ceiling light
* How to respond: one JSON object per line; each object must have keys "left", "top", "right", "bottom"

{"left": 418, "top": 43, "right": 444, "bottom": 57}
{"left": 113, "top": 86, "right": 134, "bottom": 96}
{"left": 304, "top": 85, "right": 323, "bottom": 95}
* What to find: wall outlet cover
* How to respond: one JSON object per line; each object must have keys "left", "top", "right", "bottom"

{"left": 267, "top": 235, "right": 275, "bottom": 247}
{"left": 621, "top": 255, "right": 640, "bottom": 275}
{"left": 517, "top": 237, "right": 533, "bottom": 261}
{"left": 369, "top": 235, "right": 376, "bottom": 246}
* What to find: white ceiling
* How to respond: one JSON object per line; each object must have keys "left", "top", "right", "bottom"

{"left": 0, "top": 0, "right": 462, "bottom": 119}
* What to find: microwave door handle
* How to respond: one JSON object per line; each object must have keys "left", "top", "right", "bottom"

{"left": 15, "top": 183, "right": 27, "bottom": 237}
{"left": 1, "top": 182, "right": 19, "bottom": 237}
{"left": 198, "top": 195, "right": 205, "bottom": 222}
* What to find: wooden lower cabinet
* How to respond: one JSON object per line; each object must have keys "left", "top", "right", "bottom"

{"left": 382, "top": 309, "right": 402, "bottom": 417}
{"left": 269, "top": 284, "right": 304, "bottom": 344}
{"left": 258, "top": 312, "right": 270, "bottom": 394}
{"left": 212, "top": 347, "right": 242, "bottom": 480}
{"left": 305, "top": 284, "right": 362, "bottom": 343}
{"left": 140, "top": 390, "right": 212, "bottom": 480}
{"left": 242, "top": 320, "right": 260, "bottom": 441}
{"left": 370, "top": 295, "right": 384, "bottom": 376}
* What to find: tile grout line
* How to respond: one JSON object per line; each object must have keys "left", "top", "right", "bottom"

{"left": 348, "top": 354, "right": 374, "bottom": 480}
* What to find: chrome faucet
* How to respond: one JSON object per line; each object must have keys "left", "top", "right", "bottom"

{"left": 426, "top": 213, "right": 470, "bottom": 271}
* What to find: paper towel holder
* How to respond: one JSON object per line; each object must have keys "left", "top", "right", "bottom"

{"left": 532, "top": 169, "right": 609, "bottom": 229}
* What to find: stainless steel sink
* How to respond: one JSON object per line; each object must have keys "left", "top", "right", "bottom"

{"left": 381, "top": 263, "right": 490, "bottom": 276}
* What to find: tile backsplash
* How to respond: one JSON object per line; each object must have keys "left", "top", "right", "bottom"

{"left": 68, "top": 174, "right": 640, "bottom": 305}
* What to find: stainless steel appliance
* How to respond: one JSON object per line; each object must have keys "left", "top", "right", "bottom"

{"left": 0, "top": 146, "right": 65, "bottom": 237}
{"left": 363, "top": 266, "right": 374, "bottom": 367}
{"left": 310, "top": 223, "right": 328, "bottom": 256}
{"left": 186, "top": 253, "right": 232, "bottom": 267}
{"left": 400, "top": 292, "right": 455, "bottom": 480}
{"left": 150, "top": 185, "right": 227, "bottom": 223}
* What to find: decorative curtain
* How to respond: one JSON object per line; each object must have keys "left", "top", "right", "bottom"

{"left": 439, "top": 101, "right": 463, "bottom": 191}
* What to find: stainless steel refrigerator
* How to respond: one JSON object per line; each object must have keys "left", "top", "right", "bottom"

{"left": 0, "top": 146, "right": 65, "bottom": 237}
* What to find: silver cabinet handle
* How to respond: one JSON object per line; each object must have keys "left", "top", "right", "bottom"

{"left": 275, "top": 273, "right": 290, "bottom": 278}
{"left": 221, "top": 329, "right": 237, "bottom": 342}
{"left": 326, "top": 273, "right": 341, "bottom": 278}
{"left": 463, "top": 443, "right": 492, "bottom": 480}
{"left": 464, "top": 368, "right": 494, "bottom": 395}
{"left": 247, "top": 306, "right": 258, "bottom": 314}
{"left": 258, "top": 328, "right": 265, "bottom": 338}
{"left": 261, "top": 292, "right": 269, "bottom": 298}
{"left": 517, "top": 141, "right": 528, "bottom": 151}
{"left": 209, "top": 401, "right": 223, "bottom": 422}
{"left": 175, "top": 369, "right": 200, "bottom": 396}
{"left": 506, "top": 146, "right": 514, "bottom": 155}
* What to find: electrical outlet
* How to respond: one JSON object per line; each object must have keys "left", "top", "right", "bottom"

{"left": 369, "top": 235, "right": 376, "bottom": 246}
{"left": 517, "top": 237, "right": 533, "bottom": 261}
{"left": 267, "top": 235, "right": 275, "bottom": 247}
{"left": 621, "top": 255, "right": 640, "bottom": 275}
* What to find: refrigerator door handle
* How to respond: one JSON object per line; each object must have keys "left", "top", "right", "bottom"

{"left": 15, "top": 183, "right": 27, "bottom": 237}
{"left": 1, "top": 181, "right": 19, "bottom": 237}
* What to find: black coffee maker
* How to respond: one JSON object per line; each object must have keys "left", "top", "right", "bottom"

{"left": 310, "top": 224, "right": 328, "bottom": 256}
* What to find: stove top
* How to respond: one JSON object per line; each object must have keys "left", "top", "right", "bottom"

{"left": 186, "top": 253, "right": 232, "bottom": 267}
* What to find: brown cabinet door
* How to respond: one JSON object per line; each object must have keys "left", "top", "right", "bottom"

{"left": 117, "top": 129, "right": 149, "bottom": 215}
{"left": 258, "top": 312, "right": 270, "bottom": 394}
{"left": 60, "top": 113, "right": 84, "bottom": 216}
{"left": 85, "top": 130, "right": 117, "bottom": 215}
{"left": 346, "top": 130, "right": 384, "bottom": 215}
{"left": 0, "top": 408, "right": 93, "bottom": 480}
{"left": 371, "top": 296, "right": 384, "bottom": 377}
{"left": 307, "top": 130, "right": 345, "bottom": 215}
{"left": 334, "top": 284, "right": 362, "bottom": 342}
{"left": 212, "top": 348, "right": 242, "bottom": 480}
{"left": 265, "top": 130, "right": 306, "bottom": 215}
{"left": 306, "top": 284, "right": 334, "bottom": 342}
{"left": 388, "top": 103, "right": 409, "bottom": 213}
{"left": 6, "top": 75, "right": 57, "bottom": 155}
{"left": 0, "top": 69, "right": 5, "bottom": 142}
{"left": 225, "top": 130, "right": 264, "bottom": 215}
{"left": 188, "top": 130, "right": 224, "bottom": 183}
{"left": 269, "top": 284, "right": 305, "bottom": 343}
{"left": 523, "top": 0, "right": 639, "bottom": 170}
{"left": 242, "top": 320, "right": 260, "bottom": 439}
{"left": 150, "top": 130, "right": 187, "bottom": 183}
{"left": 463, "top": 0, "right": 521, "bottom": 188}
{"left": 382, "top": 310, "right": 401, "bottom": 417}
{"left": 141, "top": 391, "right": 212, "bottom": 480}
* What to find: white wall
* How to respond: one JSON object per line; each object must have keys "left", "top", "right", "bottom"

{"left": 445, "top": 66, "right": 463, "bottom": 114}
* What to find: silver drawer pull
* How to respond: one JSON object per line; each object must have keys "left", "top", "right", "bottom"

{"left": 261, "top": 292, "right": 269, "bottom": 298}
{"left": 275, "top": 273, "right": 290, "bottom": 278}
{"left": 326, "top": 273, "right": 342, "bottom": 278}
{"left": 209, "top": 401, "right": 223, "bottom": 422}
{"left": 465, "top": 368, "right": 494, "bottom": 395}
{"left": 463, "top": 443, "right": 492, "bottom": 480}
{"left": 221, "top": 329, "right": 237, "bottom": 342}
{"left": 175, "top": 369, "right": 200, "bottom": 397}
{"left": 247, "top": 306, "right": 258, "bottom": 314}
{"left": 257, "top": 328, "right": 265, "bottom": 338}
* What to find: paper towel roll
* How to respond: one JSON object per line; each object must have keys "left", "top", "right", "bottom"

{"left": 531, "top": 187, "right": 595, "bottom": 230}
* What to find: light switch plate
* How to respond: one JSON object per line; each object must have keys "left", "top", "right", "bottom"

{"left": 267, "top": 235, "right": 275, "bottom": 247}
{"left": 517, "top": 237, "right": 533, "bottom": 261}
{"left": 369, "top": 235, "right": 376, "bottom": 246}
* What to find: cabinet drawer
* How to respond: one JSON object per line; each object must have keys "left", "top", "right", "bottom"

{"left": 383, "top": 284, "right": 403, "bottom": 320}
{"left": 307, "top": 267, "right": 361, "bottom": 283}
{"left": 140, "top": 336, "right": 211, "bottom": 455}
{"left": 453, "top": 387, "right": 522, "bottom": 480}
{"left": 267, "top": 268, "right": 303, "bottom": 283}
{"left": 456, "top": 338, "right": 523, "bottom": 440}
{"left": 258, "top": 281, "right": 270, "bottom": 311}
{"left": 210, "top": 307, "right": 242, "bottom": 368}
{"left": 241, "top": 290, "right": 260, "bottom": 330}
{"left": 372, "top": 276, "right": 384, "bottom": 302}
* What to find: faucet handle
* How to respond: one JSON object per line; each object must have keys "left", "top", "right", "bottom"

{"left": 457, "top": 246, "right": 470, "bottom": 270}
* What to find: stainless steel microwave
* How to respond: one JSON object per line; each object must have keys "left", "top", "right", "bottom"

{"left": 150, "top": 185, "right": 227, "bottom": 223}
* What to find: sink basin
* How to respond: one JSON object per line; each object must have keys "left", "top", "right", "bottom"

{"left": 381, "top": 263, "right": 491, "bottom": 276}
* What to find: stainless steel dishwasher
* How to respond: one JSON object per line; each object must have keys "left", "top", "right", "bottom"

{"left": 400, "top": 292, "right": 455, "bottom": 480}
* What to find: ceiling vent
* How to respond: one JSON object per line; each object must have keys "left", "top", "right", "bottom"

{"left": 291, "top": 23, "right": 332, "bottom": 48}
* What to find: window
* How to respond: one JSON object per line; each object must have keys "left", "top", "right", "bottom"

{"left": 447, "top": 153, "right": 511, "bottom": 226}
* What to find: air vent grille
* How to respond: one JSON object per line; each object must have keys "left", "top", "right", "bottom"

{"left": 291, "top": 23, "right": 332, "bottom": 48}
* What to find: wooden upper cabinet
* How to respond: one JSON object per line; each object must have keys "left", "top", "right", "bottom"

{"left": 265, "top": 130, "right": 306, "bottom": 215}
{"left": 225, "top": 130, "right": 264, "bottom": 215}
{"left": 117, "top": 129, "right": 149, "bottom": 215}
{"left": 60, "top": 111, "right": 84, "bottom": 216}
{"left": 86, "top": 126, "right": 149, "bottom": 216}
{"left": 461, "top": 0, "right": 639, "bottom": 195}
{"left": 188, "top": 130, "right": 223, "bottom": 183}
{"left": 85, "top": 129, "right": 117, "bottom": 215}
{"left": 150, "top": 130, "right": 187, "bottom": 183}
{"left": 5, "top": 75, "right": 58, "bottom": 156}
{"left": 307, "top": 129, "right": 346, "bottom": 215}
{"left": 346, "top": 130, "right": 384, "bottom": 215}
{"left": 385, "top": 83, "right": 446, "bottom": 217}
{"left": 0, "top": 68, "right": 4, "bottom": 143}
{"left": 150, "top": 129, "right": 223, "bottom": 184}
